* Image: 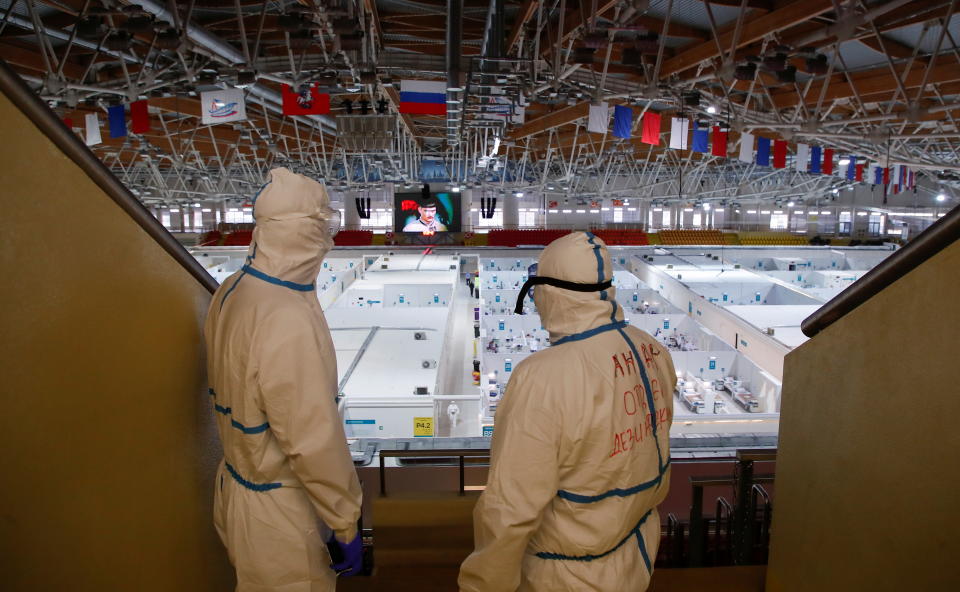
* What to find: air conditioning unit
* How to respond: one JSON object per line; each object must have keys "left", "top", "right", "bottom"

{"left": 421, "top": 359, "right": 437, "bottom": 369}
{"left": 764, "top": 327, "right": 776, "bottom": 336}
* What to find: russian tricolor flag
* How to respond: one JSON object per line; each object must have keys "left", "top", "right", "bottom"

{"left": 399, "top": 80, "right": 446, "bottom": 115}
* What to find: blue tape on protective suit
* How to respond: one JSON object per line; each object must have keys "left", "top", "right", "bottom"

{"left": 241, "top": 264, "right": 315, "bottom": 292}
{"left": 535, "top": 509, "right": 653, "bottom": 563}
{"left": 225, "top": 461, "right": 282, "bottom": 492}
{"left": 553, "top": 320, "right": 628, "bottom": 346}
{"left": 212, "top": 398, "right": 270, "bottom": 434}
{"left": 557, "top": 460, "right": 671, "bottom": 504}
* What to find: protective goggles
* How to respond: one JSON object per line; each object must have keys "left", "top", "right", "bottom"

{"left": 514, "top": 275, "right": 612, "bottom": 314}
{"left": 324, "top": 208, "right": 342, "bottom": 237}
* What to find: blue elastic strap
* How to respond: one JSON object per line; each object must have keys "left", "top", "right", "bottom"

{"left": 219, "top": 269, "right": 248, "bottom": 311}
{"left": 250, "top": 181, "right": 271, "bottom": 217}
{"left": 584, "top": 232, "right": 621, "bottom": 324}
{"left": 636, "top": 531, "right": 652, "bottom": 573}
{"left": 535, "top": 509, "right": 653, "bottom": 563}
{"left": 212, "top": 398, "right": 270, "bottom": 435}
{"left": 553, "top": 320, "right": 628, "bottom": 346}
{"left": 615, "top": 327, "right": 665, "bottom": 472}
{"left": 557, "top": 460, "right": 671, "bottom": 503}
{"left": 242, "top": 264, "right": 315, "bottom": 292}
{"left": 231, "top": 419, "right": 270, "bottom": 434}
{"left": 225, "top": 462, "right": 282, "bottom": 492}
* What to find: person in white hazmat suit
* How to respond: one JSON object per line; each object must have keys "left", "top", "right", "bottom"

{"left": 205, "top": 167, "right": 363, "bottom": 591}
{"left": 459, "top": 232, "right": 676, "bottom": 592}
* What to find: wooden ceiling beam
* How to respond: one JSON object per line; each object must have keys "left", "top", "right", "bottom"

{"left": 0, "top": 42, "right": 86, "bottom": 79}
{"left": 507, "top": 0, "right": 538, "bottom": 53}
{"left": 769, "top": 61, "right": 960, "bottom": 108}
{"left": 660, "top": 0, "right": 835, "bottom": 78}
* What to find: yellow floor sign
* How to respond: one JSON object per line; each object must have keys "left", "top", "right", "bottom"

{"left": 414, "top": 416, "right": 434, "bottom": 437}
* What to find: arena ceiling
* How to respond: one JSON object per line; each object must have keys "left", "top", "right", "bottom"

{"left": 1, "top": 0, "right": 958, "bottom": 205}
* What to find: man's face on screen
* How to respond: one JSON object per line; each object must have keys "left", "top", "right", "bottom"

{"left": 419, "top": 205, "right": 437, "bottom": 224}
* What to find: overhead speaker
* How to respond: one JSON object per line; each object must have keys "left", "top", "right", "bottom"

{"left": 123, "top": 14, "right": 155, "bottom": 33}
{"left": 105, "top": 31, "right": 132, "bottom": 51}
{"left": 636, "top": 32, "right": 659, "bottom": 53}
{"left": 622, "top": 46, "right": 643, "bottom": 66}
{"left": 155, "top": 27, "right": 181, "bottom": 50}
{"left": 776, "top": 65, "right": 797, "bottom": 83}
{"left": 278, "top": 13, "right": 307, "bottom": 32}
{"left": 805, "top": 54, "right": 829, "bottom": 75}
{"left": 414, "top": 332, "right": 426, "bottom": 340}
{"left": 734, "top": 63, "right": 756, "bottom": 81}
{"left": 421, "top": 360, "right": 437, "bottom": 369}
{"left": 573, "top": 47, "right": 596, "bottom": 64}
{"left": 763, "top": 52, "right": 788, "bottom": 72}
{"left": 76, "top": 16, "right": 104, "bottom": 40}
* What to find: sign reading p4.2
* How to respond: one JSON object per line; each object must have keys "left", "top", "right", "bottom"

{"left": 414, "top": 417, "right": 434, "bottom": 437}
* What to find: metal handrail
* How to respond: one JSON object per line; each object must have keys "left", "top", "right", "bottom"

{"left": 378, "top": 449, "right": 490, "bottom": 496}
{"left": 715, "top": 497, "right": 735, "bottom": 565}
{"left": 0, "top": 59, "right": 218, "bottom": 294}
{"left": 802, "top": 204, "right": 960, "bottom": 337}
{"left": 750, "top": 484, "right": 773, "bottom": 563}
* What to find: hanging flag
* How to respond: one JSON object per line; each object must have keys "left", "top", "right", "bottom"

{"left": 613, "top": 105, "right": 633, "bottom": 139}
{"left": 281, "top": 83, "right": 330, "bottom": 115}
{"left": 669, "top": 117, "right": 689, "bottom": 149}
{"left": 108, "top": 104, "right": 127, "bottom": 138}
{"left": 883, "top": 167, "right": 890, "bottom": 185}
{"left": 711, "top": 126, "right": 727, "bottom": 157}
{"left": 855, "top": 163, "right": 864, "bottom": 182}
{"left": 795, "top": 143, "right": 809, "bottom": 172}
{"left": 641, "top": 112, "right": 661, "bottom": 145}
{"left": 873, "top": 165, "right": 883, "bottom": 185}
{"left": 738, "top": 132, "right": 754, "bottom": 162}
{"left": 773, "top": 139, "right": 787, "bottom": 169}
{"left": 845, "top": 156, "right": 856, "bottom": 180}
{"left": 756, "top": 136, "right": 771, "bottom": 166}
{"left": 909, "top": 170, "right": 916, "bottom": 190}
{"left": 130, "top": 100, "right": 150, "bottom": 133}
{"left": 823, "top": 148, "right": 834, "bottom": 175}
{"left": 399, "top": 80, "right": 446, "bottom": 115}
{"left": 692, "top": 122, "right": 709, "bottom": 153}
{"left": 200, "top": 88, "right": 247, "bottom": 125}
{"left": 587, "top": 102, "right": 609, "bottom": 134}
{"left": 810, "top": 146, "right": 822, "bottom": 174}
{"left": 85, "top": 113, "right": 102, "bottom": 146}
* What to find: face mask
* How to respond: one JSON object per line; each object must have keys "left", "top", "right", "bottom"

{"left": 514, "top": 275, "right": 612, "bottom": 314}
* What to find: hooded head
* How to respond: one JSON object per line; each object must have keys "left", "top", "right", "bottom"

{"left": 533, "top": 232, "right": 624, "bottom": 343}
{"left": 245, "top": 167, "right": 337, "bottom": 285}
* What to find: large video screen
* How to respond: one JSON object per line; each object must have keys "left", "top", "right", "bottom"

{"left": 394, "top": 191, "right": 461, "bottom": 234}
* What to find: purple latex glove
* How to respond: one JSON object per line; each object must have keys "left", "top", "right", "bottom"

{"left": 327, "top": 532, "right": 363, "bottom": 577}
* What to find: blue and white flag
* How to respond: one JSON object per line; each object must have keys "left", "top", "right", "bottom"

{"left": 200, "top": 88, "right": 247, "bottom": 125}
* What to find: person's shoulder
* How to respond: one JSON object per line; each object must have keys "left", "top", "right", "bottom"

{"left": 511, "top": 345, "right": 572, "bottom": 382}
